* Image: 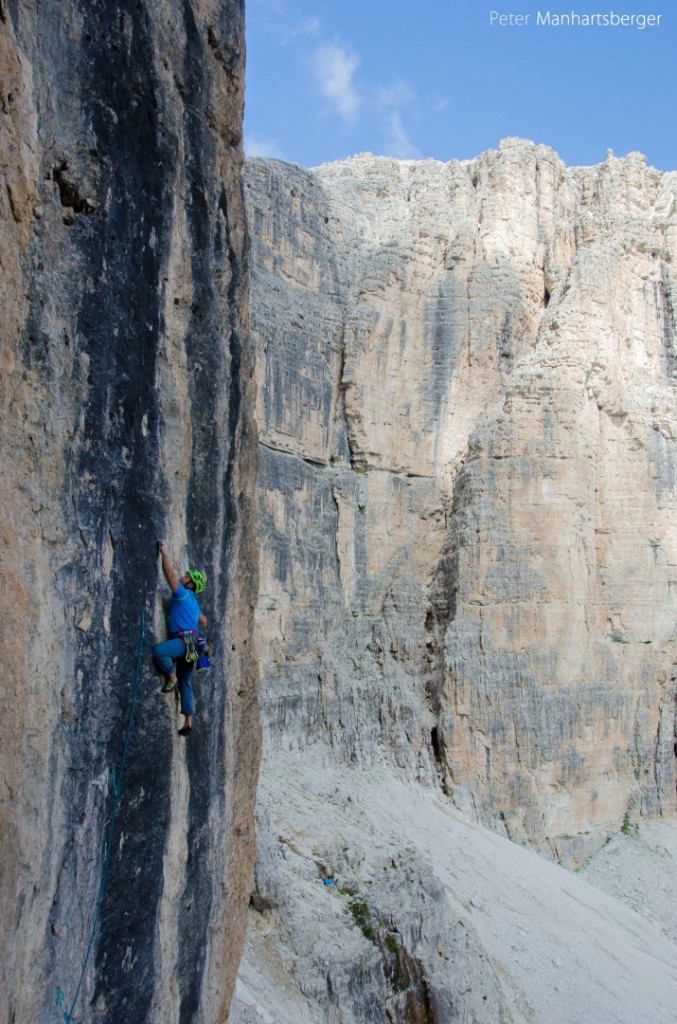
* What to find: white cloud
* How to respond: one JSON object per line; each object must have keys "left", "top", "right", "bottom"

{"left": 250, "top": 0, "right": 321, "bottom": 44}
{"left": 375, "top": 78, "right": 420, "bottom": 159}
{"left": 383, "top": 112, "right": 421, "bottom": 160}
{"left": 430, "top": 96, "right": 450, "bottom": 114}
{"left": 276, "top": 12, "right": 323, "bottom": 44}
{"left": 245, "top": 135, "right": 284, "bottom": 159}
{"left": 312, "top": 44, "right": 361, "bottom": 123}
{"left": 377, "top": 79, "right": 415, "bottom": 109}
{"left": 286, "top": 15, "right": 322, "bottom": 40}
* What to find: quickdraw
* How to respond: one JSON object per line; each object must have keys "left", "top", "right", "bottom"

{"left": 179, "top": 630, "right": 207, "bottom": 664}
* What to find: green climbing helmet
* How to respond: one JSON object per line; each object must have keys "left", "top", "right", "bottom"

{"left": 186, "top": 568, "right": 207, "bottom": 594}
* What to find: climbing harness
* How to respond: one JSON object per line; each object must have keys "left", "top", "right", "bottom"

{"left": 57, "top": 610, "right": 149, "bottom": 1024}
{"left": 177, "top": 628, "right": 208, "bottom": 664}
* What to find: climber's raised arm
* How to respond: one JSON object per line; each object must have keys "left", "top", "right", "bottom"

{"left": 158, "top": 539, "right": 179, "bottom": 593}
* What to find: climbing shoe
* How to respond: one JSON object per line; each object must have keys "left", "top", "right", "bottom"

{"left": 161, "top": 677, "right": 177, "bottom": 693}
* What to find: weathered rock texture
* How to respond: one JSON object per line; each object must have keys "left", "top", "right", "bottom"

{"left": 231, "top": 759, "right": 677, "bottom": 1024}
{"left": 242, "top": 140, "right": 677, "bottom": 1021}
{"left": 0, "top": 2, "right": 259, "bottom": 1022}
{"left": 248, "top": 142, "right": 677, "bottom": 860}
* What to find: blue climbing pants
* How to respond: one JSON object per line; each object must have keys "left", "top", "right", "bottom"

{"left": 153, "top": 638, "right": 195, "bottom": 716}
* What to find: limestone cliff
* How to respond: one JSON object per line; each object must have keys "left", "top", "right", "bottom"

{"left": 237, "top": 142, "right": 677, "bottom": 1021}
{"left": 0, "top": 2, "right": 259, "bottom": 1022}
{"left": 248, "top": 142, "right": 677, "bottom": 860}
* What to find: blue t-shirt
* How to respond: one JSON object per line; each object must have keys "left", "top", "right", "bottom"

{"left": 168, "top": 583, "right": 201, "bottom": 635}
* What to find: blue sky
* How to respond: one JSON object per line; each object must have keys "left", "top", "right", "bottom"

{"left": 244, "top": 1, "right": 675, "bottom": 170}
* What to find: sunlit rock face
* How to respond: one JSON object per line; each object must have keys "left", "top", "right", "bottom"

{"left": 247, "top": 140, "right": 677, "bottom": 863}
{"left": 0, "top": 2, "right": 259, "bottom": 1022}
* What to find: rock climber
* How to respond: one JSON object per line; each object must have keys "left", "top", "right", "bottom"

{"left": 153, "top": 539, "right": 207, "bottom": 737}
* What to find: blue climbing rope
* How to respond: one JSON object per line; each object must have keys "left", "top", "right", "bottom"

{"left": 57, "top": 610, "right": 149, "bottom": 1023}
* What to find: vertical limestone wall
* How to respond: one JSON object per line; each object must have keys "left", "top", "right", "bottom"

{"left": 247, "top": 141, "right": 677, "bottom": 864}
{"left": 0, "top": 2, "right": 259, "bottom": 1022}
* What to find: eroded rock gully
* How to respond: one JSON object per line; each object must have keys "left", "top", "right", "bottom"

{"left": 237, "top": 143, "right": 677, "bottom": 1022}
{"left": 1, "top": 2, "right": 258, "bottom": 1022}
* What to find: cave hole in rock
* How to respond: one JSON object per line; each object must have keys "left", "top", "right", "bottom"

{"left": 430, "top": 726, "right": 443, "bottom": 767}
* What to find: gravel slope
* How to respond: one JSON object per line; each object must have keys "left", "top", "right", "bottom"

{"left": 232, "top": 755, "right": 677, "bottom": 1024}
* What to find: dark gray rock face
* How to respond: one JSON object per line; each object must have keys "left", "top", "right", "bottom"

{"left": 0, "top": 2, "right": 259, "bottom": 1022}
